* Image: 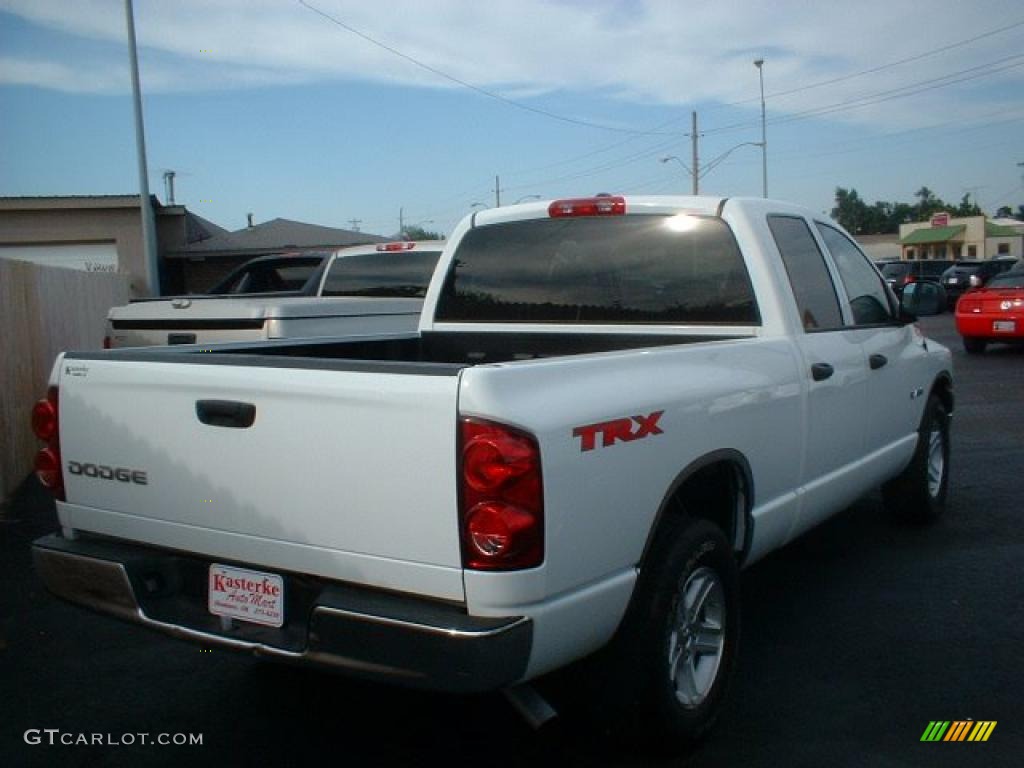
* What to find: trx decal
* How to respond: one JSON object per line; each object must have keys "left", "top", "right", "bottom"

{"left": 573, "top": 411, "right": 664, "bottom": 452}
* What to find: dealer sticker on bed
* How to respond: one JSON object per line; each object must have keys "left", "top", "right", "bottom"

{"left": 208, "top": 564, "right": 284, "bottom": 627}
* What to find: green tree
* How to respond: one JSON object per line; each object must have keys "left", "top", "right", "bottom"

{"left": 955, "top": 194, "right": 982, "bottom": 217}
{"left": 995, "top": 205, "right": 1013, "bottom": 218}
{"left": 401, "top": 225, "right": 445, "bottom": 241}
{"left": 913, "top": 186, "right": 947, "bottom": 221}
{"left": 831, "top": 187, "right": 869, "bottom": 233}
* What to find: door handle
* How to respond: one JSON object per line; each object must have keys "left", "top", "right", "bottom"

{"left": 869, "top": 354, "right": 888, "bottom": 370}
{"left": 196, "top": 400, "right": 256, "bottom": 429}
{"left": 811, "top": 363, "right": 834, "bottom": 382}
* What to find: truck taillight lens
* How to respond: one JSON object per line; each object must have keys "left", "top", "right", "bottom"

{"left": 32, "top": 397, "right": 58, "bottom": 441}
{"left": 31, "top": 386, "right": 64, "bottom": 500}
{"left": 459, "top": 418, "right": 543, "bottom": 570}
{"left": 103, "top": 335, "right": 112, "bottom": 349}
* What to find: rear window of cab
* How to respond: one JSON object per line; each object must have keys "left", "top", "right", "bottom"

{"left": 435, "top": 215, "right": 759, "bottom": 325}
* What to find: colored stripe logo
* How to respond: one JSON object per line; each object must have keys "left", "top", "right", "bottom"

{"left": 921, "top": 721, "right": 997, "bottom": 742}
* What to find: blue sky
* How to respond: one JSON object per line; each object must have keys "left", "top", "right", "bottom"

{"left": 2, "top": 0, "right": 1023, "bottom": 238}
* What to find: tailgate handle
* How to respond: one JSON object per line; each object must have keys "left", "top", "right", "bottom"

{"left": 168, "top": 333, "right": 197, "bottom": 345}
{"left": 196, "top": 400, "right": 256, "bottom": 429}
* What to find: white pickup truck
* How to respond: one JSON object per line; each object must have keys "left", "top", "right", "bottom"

{"left": 104, "top": 241, "right": 443, "bottom": 347}
{"left": 32, "top": 196, "right": 952, "bottom": 747}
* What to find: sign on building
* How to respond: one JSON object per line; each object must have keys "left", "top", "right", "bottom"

{"left": 0, "top": 243, "right": 119, "bottom": 272}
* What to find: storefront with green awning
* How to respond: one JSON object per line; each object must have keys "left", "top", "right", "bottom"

{"left": 898, "top": 214, "right": 1021, "bottom": 261}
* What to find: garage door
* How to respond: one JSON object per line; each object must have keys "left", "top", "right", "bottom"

{"left": 0, "top": 243, "right": 118, "bottom": 273}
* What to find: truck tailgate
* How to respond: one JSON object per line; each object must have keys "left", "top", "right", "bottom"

{"left": 57, "top": 358, "right": 465, "bottom": 601}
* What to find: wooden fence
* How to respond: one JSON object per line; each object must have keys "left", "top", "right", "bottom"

{"left": 0, "top": 260, "right": 131, "bottom": 506}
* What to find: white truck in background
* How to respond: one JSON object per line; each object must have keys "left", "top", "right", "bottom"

{"left": 104, "top": 241, "right": 444, "bottom": 347}
{"left": 33, "top": 197, "right": 952, "bottom": 749}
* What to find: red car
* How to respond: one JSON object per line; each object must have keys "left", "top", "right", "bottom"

{"left": 955, "top": 269, "right": 1024, "bottom": 354}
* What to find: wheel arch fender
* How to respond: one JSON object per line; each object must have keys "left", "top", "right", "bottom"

{"left": 639, "top": 449, "right": 755, "bottom": 571}
{"left": 929, "top": 371, "right": 954, "bottom": 417}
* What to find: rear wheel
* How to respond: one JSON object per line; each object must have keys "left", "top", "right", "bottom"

{"left": 963, "top": 336, "right": 987, "bottom": 354}
{"left": 883, "top": 394, "right": 949, "bottom": 523}
{"left": 595, "top": 518, "right": 739, "bottom": 751}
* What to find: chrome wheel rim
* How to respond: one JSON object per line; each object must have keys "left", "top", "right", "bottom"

{"left": 667, "top": 566, "right": 725, "bottom": 709}
{"left": 927, "top": 423, "right": 945, "bottom": 498}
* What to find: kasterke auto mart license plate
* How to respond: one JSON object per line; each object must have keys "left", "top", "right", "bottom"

{"left": 208, "top": 564, "right": 284, "bottom": 627}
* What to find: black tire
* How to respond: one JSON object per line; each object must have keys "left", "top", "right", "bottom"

{"left": 594, "top": 518, "right": 739, "bottom": 751}
{"left": 882, "top": 394, "right": 950, "bottom": 523}
{"left": 963, "top": 336, "right": 987, "bottom": 355}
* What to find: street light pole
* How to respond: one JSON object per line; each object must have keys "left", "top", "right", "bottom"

{"left": 125, "top": 0, "right": 160, "bottom": 295}
{"left": 754, "top": 58, "right": 767, "bottom": 198}
{"left": 691, "top": 111, "right": 699, "bottom": 195}
{"left": 660, "top": 155, "right": 693, "bottom": 190}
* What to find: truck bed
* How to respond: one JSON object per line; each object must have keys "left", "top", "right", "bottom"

{"left": 74, "top": 330, "right": 744, "bottom": 370}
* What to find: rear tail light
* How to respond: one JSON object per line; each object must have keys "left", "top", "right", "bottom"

{"left": 103, "top": 335, "right": 112, "bottom": 349}
{"left": 377, "top": 242, "right": 417, "bottom": 252}
{"left": 459, "top": 418, "right": 543, "bottom": 570}
{"left": 548, "top": 195, "right": 625, "bottom": 218}
{"left": 31, "top": 386, "right": 64, "bottom": 500}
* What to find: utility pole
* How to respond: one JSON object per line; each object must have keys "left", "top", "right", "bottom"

{"left": 348, "top": 218, "right": 361, "bottom": 232}
{"left": 691, "top": 111, "right": 699, "bottom": 195}
{"left": 495, "top": 175, "right": 501, "bottom": 207}
{"left": 125, "top": 0, "right": 160, "bottom": 295}
{"left": 398, "top": 207, "right": 404, "bottom": 237}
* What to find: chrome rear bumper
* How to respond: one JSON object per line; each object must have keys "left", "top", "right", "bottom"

{"left": 33, "top": 533, "right": 531, "bottom": 693}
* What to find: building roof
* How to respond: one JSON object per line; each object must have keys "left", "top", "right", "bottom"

{"left": 985, "top": 221, "right": 1020, "bottom": 237}
{"left": 901, "top": 225, "right": 966, "bottom": 245}
{"left": 172, "top": 217, "right": 387, "bottom": 258}
{"left": 184, "top": 211, "right": 228, "bottom": 245}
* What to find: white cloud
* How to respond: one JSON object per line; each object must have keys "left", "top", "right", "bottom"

{"left": 1, "top": 0, "right": 1022, "bottom": 129}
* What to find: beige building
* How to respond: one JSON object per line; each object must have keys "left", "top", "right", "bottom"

{"left": 0, "top": 196, "right": 387, "bottom": 296}
{"left": 0, "top": 195, "right": 224, "bottom": 297}
{"left": 899, "top": 213, "right": 1021, "bottom": 261}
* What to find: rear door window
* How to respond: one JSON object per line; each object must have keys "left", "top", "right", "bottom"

{"left": 435, "top": 215, "right": 759, "bottom": 324}
{"left": 767, "top": 216, "right": 843, "bottom": 331}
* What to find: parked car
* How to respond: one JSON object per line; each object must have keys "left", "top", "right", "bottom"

{"left": 881, "top": 260, "right": 958, "bottom": 299}
{"left": 33, "top": 195, "right": 952, "bottom": 749}
{"left": 941, "top": 257, "right": 1019, "bottom": 309}
{"left": 206, "top": 252, "right": 329, "bottom": 295}
{"left": 104, "top": 242, "right": 444, "bottom": 347}
{"left": 955, "top": 268, "right": 1024, "bottom": 354}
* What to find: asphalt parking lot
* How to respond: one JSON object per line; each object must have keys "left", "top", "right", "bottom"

{"left": 1, "top": 312, "right": 1022, "bottom": 767}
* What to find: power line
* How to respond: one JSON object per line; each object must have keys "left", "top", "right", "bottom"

{"left": 715, "top": 17, "right": 1024, "bottom": 111}
{"left": 701, "top": 53, "right": 1024, "bottom": 136}
{"left": 297, "top": 0, "right": 658, "bottom": 135}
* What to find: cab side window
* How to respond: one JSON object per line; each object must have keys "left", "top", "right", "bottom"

{"left": 767, "top": 215, "right": 843, "bottom": 331}
{"left": 816, "top": 223, "right": 895, "bottom": 326}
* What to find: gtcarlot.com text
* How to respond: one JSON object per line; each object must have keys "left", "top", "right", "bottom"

{"left": 24, "top": 729, "right": 203, "bottom": 747}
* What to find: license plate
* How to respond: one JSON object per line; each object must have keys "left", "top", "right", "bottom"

{"left": 946, "top": 278, "right": 958, "bottom": 285}
{"left": 993, "top": 320, "right": 1016, "bottom": 333}
{"left": 208, "top": 564, "right": 284, "bottom": 627}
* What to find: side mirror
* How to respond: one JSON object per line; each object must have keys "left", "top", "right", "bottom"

{"left": 901, "top": 281, "right": 946, "bottom": 317}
